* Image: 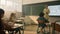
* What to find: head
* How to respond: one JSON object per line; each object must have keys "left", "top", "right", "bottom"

{"left": 0, "top": 9, "right": 4, "bottom": 19}
{"left": 11, "top": 13, "right": 15, "bottom": 16}
{"left": 39, "top": 12, "right": 44, "bottom": 17}
{"left": 45, "top": 5, "right": 48, "bottom": 9}
{"left": 10, "top": 13, "right": 16, "bottom": 19}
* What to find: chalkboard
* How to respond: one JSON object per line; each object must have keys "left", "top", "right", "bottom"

{"left": 22, "top": 6, "right": 31, "bottom": 15}
{"left": 22, "top": 4, "right": 45, "bottom": 16}
{"left": 22, "top": 1, "right": 60, "bottom": 16}
{"left": 32, "top": 4, "right": 45, "bottom": 15}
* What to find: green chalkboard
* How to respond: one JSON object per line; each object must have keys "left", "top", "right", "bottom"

{"left": 23, "top": 4, "right": 45, "bottom": 16}
{"left": 32, "top": 4, "right": 45, "bottom": 15}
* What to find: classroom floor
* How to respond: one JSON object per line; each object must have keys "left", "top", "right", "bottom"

{"left": 24, "top": 24, "right": 53, "bottom": 34}
{"left": 6, "top": 24, "right": 58, "bottom": 34}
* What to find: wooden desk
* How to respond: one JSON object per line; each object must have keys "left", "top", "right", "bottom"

{"left": 12, "top": 24, "right": 24, "bottom": 28}
{"left": 55, "top": 22, "right": 60, "bottom": 32}
{"left": 52, "top": 22, "right": 60, "bottom": 32}
{"left": 8, "top": 23, "right": 24, "bottom": 34}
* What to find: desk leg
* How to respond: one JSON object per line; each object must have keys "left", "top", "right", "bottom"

{"left": 52, "top": 24, "right": 55, "bottom": 34}
{"left": 15, "top": 28, "right": 21, "bottom": 34}
{"left": 22, "top": 29, "right": 24, "bottom": 34}
{"left": 19, "top": 30, "right": 21, "bottom": 34}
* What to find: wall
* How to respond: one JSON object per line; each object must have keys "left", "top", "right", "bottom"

{"left": 0, "top": 0, "right": 22, "bottom": 19}
{"left": 23, "top": 0, "right": 57, "bottom": 5}
{"left": 49, "top": 17, "right": 60, "bottom": 22}
{"left": 24, "top": 16, "right": 60, "bottom": 24}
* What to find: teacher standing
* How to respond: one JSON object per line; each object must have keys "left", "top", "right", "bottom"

{"left": 43, "top": 5, "right": 50, "bottom": 21}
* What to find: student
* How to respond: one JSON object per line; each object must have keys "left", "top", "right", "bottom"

{"left": 8, "top": 13, "right": 16, "bottom": 27}
{"left": 37, "top": 12, "right": 49, "bottom": 33}
{"left": 0, "top": 8, "right": 13, "bottom": 34}
{"left": 9, "top": 13, "right": 16, "bottom": 22}
{"left": 0, "top": 8, "right": 21, "bottom": 34}
{"left": 0, "top": 8, "right": 6, "bottom": 34}
{"left": 9, "top": 13, "right": 22, "bottom": 34}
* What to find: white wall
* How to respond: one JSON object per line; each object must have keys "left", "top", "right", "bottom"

{"left": 0, "top": 0, "right": 22, "bottom": 12}
{"left": 23, "top": 0, "right": 57, "bottom": 5}
{"left": 0, "top": 0, "right": 22, "bottom": 19}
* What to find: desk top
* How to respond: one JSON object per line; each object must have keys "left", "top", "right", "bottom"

{"left": 15, "top": 20, "right": 22, "bottom": 22}
{"left": 12, "top": 24, "right": 24, "bottom": 28}
{"left": 56, "top": 22, "right": 60, "bottom": 25}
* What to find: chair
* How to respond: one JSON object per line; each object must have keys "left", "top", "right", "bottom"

{"left": 8, "top": 27, "right": 21, "bottom": 34}
{"left": 37, "top": 23, "right": 51, "bottom": 34}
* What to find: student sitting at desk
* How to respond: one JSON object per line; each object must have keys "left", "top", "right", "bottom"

{"left": 0, "top": 8, "right": 14, "bottom": 34}
{"left": 37, "top": 12, "right": 49, "bottom": 33}
{"left": 8, "top": 13, "right": 22, "bottom": 34}
{"left": 8, "top": 13, "right": 16, "bottom": 27}
{"left": 0, "top": 8, "right": 21, "bottom": 34}
{"left": 0, "top": 8, "right": 12, "bottom": 34}
{"left": 0, "top": 8, "right": 6, "bottom": 34}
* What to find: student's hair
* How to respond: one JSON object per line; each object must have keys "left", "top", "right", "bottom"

{"left": 0, "top": 8, "right": 4, "bottom": 18}
{"left": 10, "top": 13, "right": 15, "bottom": 16}
{"left": 0, "top": 8, "right": 4, "bottom": 14}
{"left": 39, "top": 12, "right": 44, "bottom": 17}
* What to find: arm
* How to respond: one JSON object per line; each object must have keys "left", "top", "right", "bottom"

{"left": 2, "top": 20, "right": 14, "bottom": 30}
{"left": 3, "top": 23, "right": 12, "bottom": 30}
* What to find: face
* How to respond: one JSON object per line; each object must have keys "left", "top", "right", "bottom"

{"left": 45, "top": 5, "right": 48, "bottom": 8}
